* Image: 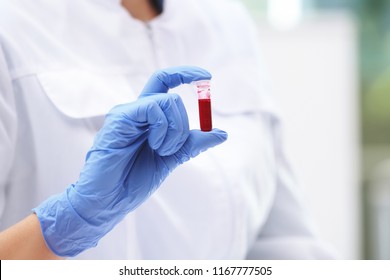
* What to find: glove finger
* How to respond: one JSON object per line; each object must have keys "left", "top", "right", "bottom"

{"left": 109, "top": 98, "right": 170, "bottom": 150}
{"left": 155, "top": 94, "right": 190, "bottom": 156}
{"left": 140, "top": 66, "right": 212, "bottom": 97}
{"left": 131, "top": 94, "right": 188, "bottom": 151}
{"left": 162, "top": 128, "right": 228, "bottom": 170}
{"left": 143, "top": 99, "right": 169, "bottom": 150}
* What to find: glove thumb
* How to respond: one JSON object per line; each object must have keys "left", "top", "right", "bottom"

{"left": 163, "top": 128, "right": 228, "bottom": 170}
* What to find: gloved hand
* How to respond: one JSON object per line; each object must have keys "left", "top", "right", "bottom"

{"left": 33, "top": 66, "right": 227, "bottom": 257}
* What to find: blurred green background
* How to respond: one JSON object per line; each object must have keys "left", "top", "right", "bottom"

{"left": 240, "top": 0, "right": 390, "bottom": 259}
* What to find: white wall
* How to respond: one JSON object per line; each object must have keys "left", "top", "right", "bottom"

{"left": 256, "top": 12, "right": 361, "bottom": 259}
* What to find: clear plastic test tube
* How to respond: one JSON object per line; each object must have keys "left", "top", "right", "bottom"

{"left": 192, "top": 80, "right": 212, "bottom": 132}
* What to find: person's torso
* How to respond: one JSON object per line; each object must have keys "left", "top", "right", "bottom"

{"left": 0, "top": 0, "right": 277, "bottom": 259}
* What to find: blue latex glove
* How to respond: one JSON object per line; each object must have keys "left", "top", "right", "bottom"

{"left": 33, "top": 66, "right": 228, "bottom": 257}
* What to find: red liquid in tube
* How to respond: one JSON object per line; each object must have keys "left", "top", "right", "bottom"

{"left": 198, "top": 98, "right": 212, "bottom": 132}
{"left": 193, "top": 80, "right": 212, "bottom": 132}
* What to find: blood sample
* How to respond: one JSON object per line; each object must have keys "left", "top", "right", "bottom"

{"left": 192, "top": 80, "right": 212, "bottom": 131}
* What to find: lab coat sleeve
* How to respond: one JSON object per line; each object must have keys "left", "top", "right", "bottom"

{"left": 246, "top": 115, "right": 338, "bottom": 259}
{"left": 0, "top": 44, "right": 17, "bottom": 219}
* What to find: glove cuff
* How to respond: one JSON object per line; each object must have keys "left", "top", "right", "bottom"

{"left": 33, "top": 189, "right": 103, "bottom": 257}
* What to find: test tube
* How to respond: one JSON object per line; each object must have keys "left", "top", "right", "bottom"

{"left": 192, "top": 80, "right": 212, "bottom": 132}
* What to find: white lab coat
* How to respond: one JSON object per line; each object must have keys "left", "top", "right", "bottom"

{"left": 0, "top": 0, "right": 335, "bottom": 259}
